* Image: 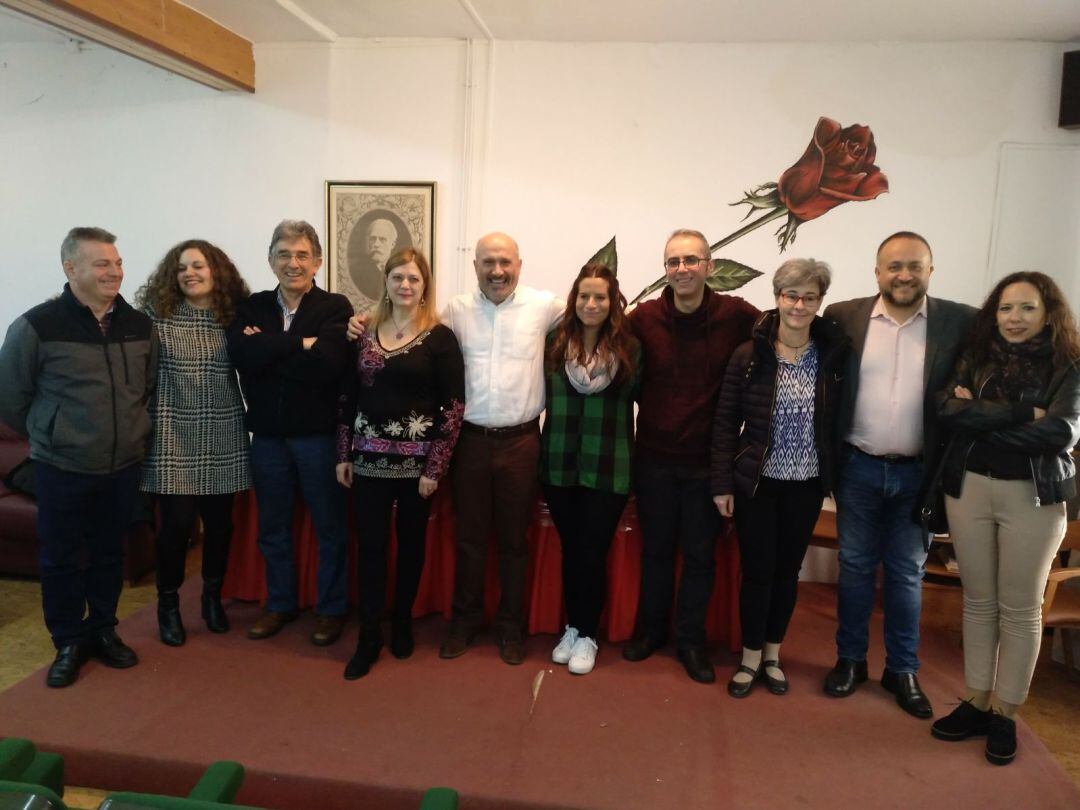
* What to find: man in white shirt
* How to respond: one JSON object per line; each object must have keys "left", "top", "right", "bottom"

{"left": 822, "top": 232, "right": 975, "bottom": 718}
{"left": 434, "top": 233, "right": 563, "bottom": 664}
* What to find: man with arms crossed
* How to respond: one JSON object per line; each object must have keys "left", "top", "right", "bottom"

{"left": 0, "top": 227, "right": 157, "bottom": 687}
{"left": 228, "top": 220, "right": 354, "bottom": 646}
{"left": 823, "top": 231, "right": 975, "bottom": 717}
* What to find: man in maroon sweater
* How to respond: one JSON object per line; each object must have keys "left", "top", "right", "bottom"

{"left": 624, "top": 229, "right": 759, "bottom": 683}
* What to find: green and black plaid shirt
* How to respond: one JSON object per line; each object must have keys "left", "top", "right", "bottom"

{"left": 539, "top": 341, "right": 641, "bottom": 495}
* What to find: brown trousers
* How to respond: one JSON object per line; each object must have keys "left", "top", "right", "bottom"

{"left": 449, "top": 425, "right": 540, "bottom": 638}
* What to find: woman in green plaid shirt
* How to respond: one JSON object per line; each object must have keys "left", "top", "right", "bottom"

{"left": 540, "top": 263, "right": 641, "bottom": 675}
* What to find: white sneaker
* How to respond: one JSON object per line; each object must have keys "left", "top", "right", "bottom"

{"left": 568, "top": 636, "right": 598, "bottom": 675}
{"left": 552, "top": 625, "right": 579, "bottom": 664}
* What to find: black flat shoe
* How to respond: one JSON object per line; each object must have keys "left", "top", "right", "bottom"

{"left": 985, "top": 712, "right": 1017, "bottom": 766}
{"left": 881, "top": 669, "right": 933, "bottom": 719}
{"left": 931, "top": 700, "right": 994, "bottom": 741}
{"left": 823, "top": 657, "right": 868, "bottom": 697}
{"left": 623, "top": 633, "right": 667, "bottom": 662}
{"left": 762, "top": 659, "right": 788, "bottom": 695}
{"left": 727, "top": 663, "right": 760, "bottom": 698}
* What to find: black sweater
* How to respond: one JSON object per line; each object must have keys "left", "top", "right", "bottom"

{"left": 227, "top": 285, "right": 353, "bottom": 437}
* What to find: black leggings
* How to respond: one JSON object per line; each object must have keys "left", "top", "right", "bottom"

{"left": 733, "top": 477, "right": 823, "bottom": 650}
{"left": 543, "top": 483, "right": 629, "bottom": 640}
{"left": 155, "top": 493, "right": 236, "bottom": 594}
{"left": 353, "top": 476, "right": 432, "bottom": 635}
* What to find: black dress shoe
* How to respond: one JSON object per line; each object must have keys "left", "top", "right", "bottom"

{"left": 90, "top": 630, "right": 138, "bottom": 669}
{"left": 622, "top": 634, "right": 667, "bottom": 662}
{"left": 201, "top": 590, "right": 230, "bottom": 634}
{"left": 157, "top": 592, "right": 186, "bottom": 647}
{"left": 46, "top": 643, "right": 86, "bottom": 688}
{"left": 499, "top": 635, "right": 526, "bottom": 666}
{"left": 823, "top": 657, "right": 868, "bottom": 697}
{"left": 761, "top": 659, "right": 789, "bottom": 695}
{"left": 344, "top": 637, "right": 383, "bottom": 680}
{"left": 881, "top": 669, "right": 933, "bottom": 718}
{"left": 676, "top": 646, "right": 716, "bottom": 684}
{"left": 727, "top": 663, "right": 760, "bottom": 698}
{"left": 390, "top": 619, "right": 414, "bottom": 660}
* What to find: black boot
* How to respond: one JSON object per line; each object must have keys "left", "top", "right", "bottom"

{"left": 158, "top": 590, "right": 186, "bottom": 647}
{"left": 201, "top": 580, "right": 229, "bottom": 634}
{"left": 344, "top": 630, "right": 383, "bottom": 680}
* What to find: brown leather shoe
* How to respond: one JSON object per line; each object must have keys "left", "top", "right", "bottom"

{"left": 499, "top": 635, "right": 525, "bottom": 666}
{"left": 439, "top": 632, "right": 472, "bottom": 660}
{"left": 311, "top": 614, "right": 347, "bottom": 647}
{"left": 247, "top": 610, "right": 299, "bottom": 640}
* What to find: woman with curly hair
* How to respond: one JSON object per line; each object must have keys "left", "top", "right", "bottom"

{"left": 541, "top": 263, "right": 640, "bottom": 675}
{"left": 336, "top": 248, "right": 465, "bottom": 680}
{"left": 135, "top": 239, "right": 251, "bottom": 646}
{"left": 931, "top": 271, "right": 1080, "bottom": 765}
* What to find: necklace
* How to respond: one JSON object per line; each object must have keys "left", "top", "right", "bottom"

{"left": 777, "top": 336, "right": 810, "bottom": 350}
{"left": 776, "top": 335, "right": 810, "bottom": 361}
{"left": 390, "top": 312, "right": 416, "bottom": 340}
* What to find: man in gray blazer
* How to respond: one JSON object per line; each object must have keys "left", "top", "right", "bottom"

{"left": 822, "top": 231, "right": 975, "bottom": 718}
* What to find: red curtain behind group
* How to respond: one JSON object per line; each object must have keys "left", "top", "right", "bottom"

{"left": 222, "top": 489, "right": 742, "bottom": 651}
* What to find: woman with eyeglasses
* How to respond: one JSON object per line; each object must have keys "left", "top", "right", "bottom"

{"left": 135, "top": 240, "right": 252, "bottom": 646}
{"left": 711, "top": 258, "right": 848, "bottom": 697}
{"left": 336, "top": 248, "right": 465, "bottom": 680}
{"left": 931, "top": 271, "right": 1080, "bottom": 766}
{"left": 541, "top": 262, "right": 640, "bottom": 675}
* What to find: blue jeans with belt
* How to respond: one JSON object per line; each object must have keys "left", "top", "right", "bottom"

{"left": 251, "top": 433, "right": 348, "bottom": 617}
{"left": 834, "top": 445, "right": 928, "bottom": 674}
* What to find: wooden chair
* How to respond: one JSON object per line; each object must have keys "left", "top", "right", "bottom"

{"left": 1041, "top": 521, "right": 1080, "bottom": 682}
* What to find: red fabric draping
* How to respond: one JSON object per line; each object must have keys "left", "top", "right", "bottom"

{"left": 222, "top": 489, "right": 741, "bottom": 650}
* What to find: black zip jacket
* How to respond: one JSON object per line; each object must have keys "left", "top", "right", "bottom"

{"left": 711, "top": 310, "right": 849, "bottom": 498}
{"left": 227, "top": 285, "right": 353, "bottom": 437}
{"left": 936, "top": 349, "right": 1080, "bottom": 508}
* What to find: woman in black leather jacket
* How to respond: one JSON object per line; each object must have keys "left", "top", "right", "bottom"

{"left": 711, "top": 258, "right": 848, "bottom": 698}
{"left": 931, "top": 271, "right": 1080, "bottom": 766}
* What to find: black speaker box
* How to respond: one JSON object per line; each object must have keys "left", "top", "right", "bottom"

{"left": 1060, "top": 50, "right": 1080, "bottom": 129}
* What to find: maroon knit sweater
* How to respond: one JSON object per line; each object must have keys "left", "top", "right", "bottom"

{"left": 631, "top": 286, "right": 760, "bottom": 469}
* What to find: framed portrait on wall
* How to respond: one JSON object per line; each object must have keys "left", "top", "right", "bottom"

{"left": 325, "top": 181, "right": 436, "bottom": 315}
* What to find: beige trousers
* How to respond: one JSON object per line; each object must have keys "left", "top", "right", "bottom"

{"left": 945, "top": 473, "right": 1065, "bottom": 705}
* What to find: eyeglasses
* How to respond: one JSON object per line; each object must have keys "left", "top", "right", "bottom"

{"left": 779, "top": 291, "right": 821, "bottom": 307}
{"left": 664, "top": 256, "right": 706, "bottom": 271}
{"left": 273, "top": 250, "right": 314, "bottom": 264}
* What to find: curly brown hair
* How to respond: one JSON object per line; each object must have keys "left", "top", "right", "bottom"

{"left": 135, "top": 239, "right": 250, "bottom": 326}
{"left": 546, "top": 263, "right": 637, "bottom": 386}
{"left": 966, "top": 271, "right": 1080, "bottom": 368}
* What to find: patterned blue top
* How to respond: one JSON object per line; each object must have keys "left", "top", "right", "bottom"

{"left": 761, "top": 341, "right": 820, "bottom": 480}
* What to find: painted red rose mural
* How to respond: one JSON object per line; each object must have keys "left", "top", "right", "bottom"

{"left": 626, "top": 116, "right": 889, "bottom": 306}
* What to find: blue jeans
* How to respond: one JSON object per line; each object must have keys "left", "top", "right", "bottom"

{"left": 835, "top": 446, "right": 928, "bottom": 674}
{"left": 35, "top": 461, "right": 141, "bottom": 648}
{"left": 251, "top": 434, "right": 348, "bottom": 616}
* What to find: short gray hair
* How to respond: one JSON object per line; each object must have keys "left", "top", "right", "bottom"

{"left": 665, "top": 229, "right": 712, "bottom": 260}
{"left": 772, "top": 258, "right": 832, "bottom": 296}
{"left": 268, "top": 219, "right": 322, "bottom": 258}
{"left": 61, "top": 226, "right": 116, "bottom": 263}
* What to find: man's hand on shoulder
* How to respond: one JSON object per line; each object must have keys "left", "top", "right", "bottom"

{"left": 346, "top": 313, "right": 369, "bottom": 342}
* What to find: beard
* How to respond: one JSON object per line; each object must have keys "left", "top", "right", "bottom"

{"left": 880, "top": 281, "right": 927, "bottom": 308}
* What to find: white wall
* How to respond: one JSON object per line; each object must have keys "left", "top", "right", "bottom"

{"left": 1, "top": 36, "right": 1078, "bottom": 331}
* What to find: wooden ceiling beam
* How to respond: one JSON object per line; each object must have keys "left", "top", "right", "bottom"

{"left": 1, "top": 0, "right": 255, "bottom": 92}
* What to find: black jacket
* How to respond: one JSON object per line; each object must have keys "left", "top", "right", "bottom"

{"left": 227, "top": 285, "right": 353, "bottom": 437}
{"left": 936, "top": 349, "right": 1080, "bottom": 508}
{"left": 0, "top": 285, "right": 157, "bottom": 474}
{"left": 711, "top": 311, "right": 849, "bottom": 498}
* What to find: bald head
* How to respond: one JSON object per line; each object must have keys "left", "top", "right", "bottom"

{"left": 473, "top": 232, "right": 522, "bottom": 304}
